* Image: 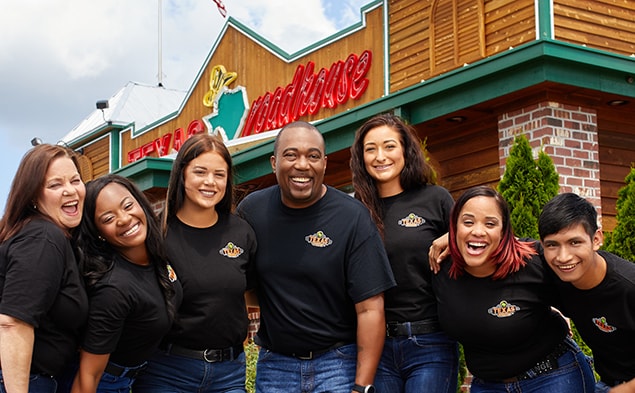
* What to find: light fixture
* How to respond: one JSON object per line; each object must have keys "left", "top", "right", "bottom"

{"left": 96, "top": 99, "right": 110, "bottom": 123}
{"left": 607, "top": 99, "right": 629, "bottom": 106}
{"left": 30, "top": 137, "right": 43, "bottom": 146}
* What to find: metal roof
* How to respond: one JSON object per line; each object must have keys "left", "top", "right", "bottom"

{"left": 61, "top": 81, "right": 186, "bottom": 144}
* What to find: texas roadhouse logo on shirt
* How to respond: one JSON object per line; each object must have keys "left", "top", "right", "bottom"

{"left": 592, "top": 316, "right": 617, "bottom": 333}
{"left": 488, "top": 300, "right": 520, "bottom": 318}
{"left": 219, "top": 242, "right": 244, "bottom": 258}
{"left": 167, "top": 264, "right": 178, "bottom": 282}
{"left": 398, "top": 213, "right": 425, "bottom": 227}
{"left": 305, "top": 231, "right": 333, "bottom": 248}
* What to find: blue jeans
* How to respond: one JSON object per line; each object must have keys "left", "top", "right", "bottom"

{"left": 96, "top": 362, "right": 146, "bottom": 393}
{"left": 595, "top": 381, "right": 611, "bottom": 393}
{"left": 0, "top": 371, "right": 56, "bottom": 393}
{"left": 133, "top": 349, "right": 246, "bottom": 393}
{"left": 255, "top": 343, "right": 357, "bottom": 393}
{"left": 374, "top": 331, "right": 458, "bottom": 393}
{"left": 470, "top": 337, "right": 596, "bottom": 393}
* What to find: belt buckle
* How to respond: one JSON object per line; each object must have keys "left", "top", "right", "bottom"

{"left": 203, "top": 349, "right": 221, "bottom": 363}
{"left": 296, "top": 351, "right": 314, "bottom": 360}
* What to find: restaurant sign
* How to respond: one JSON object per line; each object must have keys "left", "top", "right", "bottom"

{"left": 127, "top": 50, "right": 372, "bottom": 163}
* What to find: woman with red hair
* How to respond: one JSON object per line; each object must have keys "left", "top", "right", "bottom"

{"left": 433, "top": 185, "right": 595, "bottom": 392}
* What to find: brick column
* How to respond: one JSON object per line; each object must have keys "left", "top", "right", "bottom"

{"left": 498, "top": 101, "right": 602, "bottom": 219}
{"left": 151, "top": 199, "right": 166, "bottom": 216}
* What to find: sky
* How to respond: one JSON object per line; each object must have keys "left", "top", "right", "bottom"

{"left": 0, "top": 0, "right": 371, "bottom": 213}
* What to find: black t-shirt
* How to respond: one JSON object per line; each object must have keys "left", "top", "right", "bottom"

{"left": 381, "top": 185, "right": 453, "bottom": 322}
{"left": 82, "top": 254, "right": 177, "bottom": 366}
{"left": 238, "top": 185, "right": 395, "bottom": 354}
{"left": 0, "top": 218, "right": 88, "bottom": 376}
{"left": 163, "top": 212, "right": 256, "bottom": 349}
{"left": 553, "top": 250, "right": 635, "bottom": 384}
{"left": 432, "top": 246, "right": 568, "bottom": 380}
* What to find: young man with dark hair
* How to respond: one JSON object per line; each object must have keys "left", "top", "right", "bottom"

{"left": 539, "top": 193, "right": 635, "bottom": 393}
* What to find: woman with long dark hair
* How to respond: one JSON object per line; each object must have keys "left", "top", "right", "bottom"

{"left": 133, "top": 133, "right": 256, "bottom": 393}
{"left": 71, "top": 175, "right": 181, "bottom": 393}
{"left": 350, "top": 113, "right": 458, "bottom": 393}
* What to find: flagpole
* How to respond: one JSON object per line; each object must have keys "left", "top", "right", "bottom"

{"left": 158, "top": 0, "right": 163, "bottom": 87}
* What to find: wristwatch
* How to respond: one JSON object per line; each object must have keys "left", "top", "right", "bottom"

{"left": 352, "top": 384, "right": 376, "bottom": 393}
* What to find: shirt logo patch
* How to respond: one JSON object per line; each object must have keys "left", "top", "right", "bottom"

{"left": 488, "top": 300, "right": 520, "bottom": 318}
{"left": 167, "top": 264, "right": 178, "bottom": 282}
{"left": 219, "top": 242, "right": 244, "bottom": 258}
{"left": 398, "top": 213, "right": 425, "bottom": 227}
{"left": 592, "top": 317, "right": 617, "bottom": 333}
{"left": 305, "top": 231, "right": 333, "bottom": 248}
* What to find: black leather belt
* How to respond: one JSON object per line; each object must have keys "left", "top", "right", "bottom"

{"left": 164, "top": 343, "right": 244, "bottom": 363}
{"left": 386, "top": 320, "right": 441, "bottom": 337}
{"left": 103, "top": 362, "right": 147, "bottom": 379}
{"left": 279, "top": 341, "right": 351, "bottom": 360}
{"left": 500, "top": 340, "right": 571, "bottom": 383}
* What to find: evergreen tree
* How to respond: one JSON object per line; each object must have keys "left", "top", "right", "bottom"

{"left": 605, "top": 166, "right": 635, "bottom": 261}
{"left": 536, "top": 150, "right": 560, "bottom": 206}
{"left": 498, "top": 135, "right": 558, "bottom": 238}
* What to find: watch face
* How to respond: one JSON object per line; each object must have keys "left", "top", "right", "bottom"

{"left": 365, "top": 386, "right": 376, "bottom": 393}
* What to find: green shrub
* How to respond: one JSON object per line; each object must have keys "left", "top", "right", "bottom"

{"left": 457, "top": 344, "right": 467, "bottom": 393}
{"left": 498, "top": 135, "right": 559, "bottom": 239}
{"left": 245, "top": 340, "right": 259, "bottom": 393}
{"left": 604, "top": 166, "right": 635, "bottom": 261}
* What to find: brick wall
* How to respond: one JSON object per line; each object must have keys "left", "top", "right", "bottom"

{"left": 247, "top": 308, "right": 260, "bottom": 339}
{"left": 499, "top": 101, "right": 602, "bottom": 220}
{"left": 151, "top": 199, "right": 166, "bottom": 216}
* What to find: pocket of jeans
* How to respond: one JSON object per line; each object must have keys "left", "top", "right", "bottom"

{"left": 410, "top": 332, "right": 456, "bottom": 349}
{"left": 258, "top": 348, "right": 274, "bottom": 362}
{"left": 333, "top": 343, "right": 357, "bottom": 360}
{"left": 233, "top": 350, "right": 247, "bottom": 365}
{"left": 100, "top": 371, "right": 120, "bottom": 383}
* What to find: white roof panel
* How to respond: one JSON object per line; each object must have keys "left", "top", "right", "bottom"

{"left": 61, "top": 81, "right": 186, "bottom": 144}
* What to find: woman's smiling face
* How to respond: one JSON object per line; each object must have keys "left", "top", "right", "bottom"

{"left": 362, "top": 125, "right": 405, "bottom": 196}
{"left": 455, "top": 195, "right": 502, "bottom": 277}
{"left": 94, "top": 182, "right": 148, "bottom": 262}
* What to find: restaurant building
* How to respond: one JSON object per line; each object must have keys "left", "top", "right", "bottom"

{"left": 62, "top": 0, "right": 635, "bottom": 232}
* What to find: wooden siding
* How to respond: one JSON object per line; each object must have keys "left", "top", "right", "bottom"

{"left": 598, "top": 106, "right": 635, "bottom": 231}
{"left": 484, "top": 0, "right": 535, "bottom": 55}
{"left": 119, "top": 6, "right": 386, "bottom": 168}
{"left": 554, "top": 0, "right": 635, "bottom": 56}
{"left": 418, "top": 115, "right": 501, "bottom": 199}
{"left": 82, "top": 135, "right": 110, "bottom": 180}
{"left": 389, "top": 0, "right": 535, "bottom": 93}
{"left": 389, "top": 0, "right": 635, "bottom": 94}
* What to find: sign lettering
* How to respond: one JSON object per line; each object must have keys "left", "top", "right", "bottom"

{"left": 240, "top": 50, "right": 372, "bottom": 137}
{"left": 127, "top": 119, "right": 205, "bottom": 163}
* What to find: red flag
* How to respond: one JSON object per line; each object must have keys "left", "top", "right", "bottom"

{"left": 212, "top": 0, "right": 227, "bottom": 17}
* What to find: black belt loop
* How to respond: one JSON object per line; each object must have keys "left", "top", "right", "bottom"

{"left": 386, "top": 320, "right": 441, "bottom": 337}
{"left": 164, "top": 343, "right": 244, "bottom": 363}
{"left": 280, "top": 341, "right": 351, "bottom": 360}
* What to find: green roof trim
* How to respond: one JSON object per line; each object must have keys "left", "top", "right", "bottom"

{"left": 232, "top": 39, "right": 635, "bottom": 183}
{"left": 112, "top": 157, "right": 174, "bottom": 191}
{"left": 225, "top": 1, "right": 382, "bottom": 60}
